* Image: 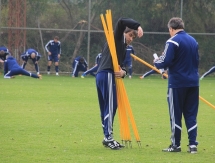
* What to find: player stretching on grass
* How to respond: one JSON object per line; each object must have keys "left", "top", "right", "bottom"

{"left": 154, "top": 17, "right": 199, "bottom": 154}
{"left": 96, "top": 17, "right": 143, "bottom": 150}
{"left": 4, "top": 55, "right": 41, "bottom": 79}
{"left": 71, "top": 56, "right": 88, "bottom": 77}
{"left": 81, "top": 53, "right": 102, "bottom": 78}
{"left": 21, "top": 48, "right": 41, "bottom": 75}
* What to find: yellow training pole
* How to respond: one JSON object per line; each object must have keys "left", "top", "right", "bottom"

{"left": 131, "top": 54, "right": 215, "bottom": 111}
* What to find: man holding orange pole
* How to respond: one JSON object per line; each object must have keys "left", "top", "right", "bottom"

{"left": 96, "top": 17, "right": 143, "bottom": 150}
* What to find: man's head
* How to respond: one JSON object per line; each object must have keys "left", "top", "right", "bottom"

{"left": 0, "top": 50, "right": 5, "bottom": 56}
{"left": 79, "top": 57, "right": 84, "bottom": 63}
{"left": 31, "top": 53, "right": 36, "bottom": 59}
{"left": 167, "top": 17, "right": 184, "bottom": 37}
{"left": 124, "top": 27, "right": 138, "bottom": 45}
{"left": 54, "top": 36, "right": 59, "bottom": 43}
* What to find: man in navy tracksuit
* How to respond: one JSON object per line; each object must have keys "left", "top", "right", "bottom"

{"left": 71, "top": 56, "right": 88, "bottom": 77}
{"left": 122, "top": 45, "right": 135, "bottom": 78}
{"left": 154, "top": 17, "right": 199, "bottom": 154}
{"left": 21, "top": 48, "right": 41, "bottom": 75}
{"left": 45, "top": 36, "right": 61, "bottom": 76}
{"left": 4, "top": 55, "right": 41, "bottom": 79}
{"left": 81, "top": 53, "right": 102, "bottom": 78}
{"left": 96, "top": 17, "right": 143, "bottom": 150}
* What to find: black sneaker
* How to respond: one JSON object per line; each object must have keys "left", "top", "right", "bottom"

{"left": 115, "top": 140, "right": 125, "bottom": 148}
{"left": 187, "top": 145, "right": 197, "bottom": 154}
{"left": 162, "top": 144, "right": 181, "bottom": 152}
{"left": 102, "top": 139, "right": 122, "bottom": 150}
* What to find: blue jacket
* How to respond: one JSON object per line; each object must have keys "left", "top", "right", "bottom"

{"left": 154, "top": 31, "right": 199, "bottom": 88}
{"left": 4, "top": 56, "right": 20, "bottom": 75}
{"left": 45, "top": 40, "right": 61, "bottom": 55}
{"left": 21, "top": 48, "right": 41, "bottom": 60}
{"left": 72, "top": 56, "right": 88, "bottom": 69}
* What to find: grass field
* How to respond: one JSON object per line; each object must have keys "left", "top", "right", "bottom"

{"left": 0, "top": 74, "right": 215, "bottom": 163}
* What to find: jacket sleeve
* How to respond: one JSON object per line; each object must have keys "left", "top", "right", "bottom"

{"left": 154, "top": 41, "right": 176, "bottom": 69}
{"left": 45, "top": 41, "right": 50, "bottom": 52}
{"left": 114, "top": 18, "right": 140, "bottom": 41}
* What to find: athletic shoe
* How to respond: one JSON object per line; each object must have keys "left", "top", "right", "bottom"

{"left": 81, "top": 75, "right": 84, "bottom": 78}
{"left": 38, "top": 75, "right": 42, "bottom": 79}
{"left": 47, "top": 71, "right": 50, "bottom": 75}
{"left": 187, "top": 145, "right": 197, "bottom": 154}
{"left": 102, "top": 139, "right": 124, "bottom": 150}
{"left": 129, "top": 75, "right": 131, "bottom": 79}
{"left": 162, "top": 144, "right": 181, "bottom": 152}
{"left": 37, "top": 72, "right": 40, "bottom": 75}
{"left": 56, "top": 73, "right": 59, "bottom": 76}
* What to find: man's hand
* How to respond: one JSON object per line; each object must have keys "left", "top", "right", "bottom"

{"left": 58, "top": 54, "right": 60, "bottom": 59}
{"left": 48, "top": 52, "right": 51, "bottom": 55}
{"left": 137, "top": 26, "right": 143, "bottom": 38}
{"left": 114, "top": 66, "right": 126, "bottom": 78}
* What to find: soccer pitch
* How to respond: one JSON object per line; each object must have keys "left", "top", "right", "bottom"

{"left": 0, "top": 75, "right": 214, "bottom": 163}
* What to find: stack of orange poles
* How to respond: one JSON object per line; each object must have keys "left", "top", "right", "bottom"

{"left": 131, "top": 54, "right": 215, "bottom": 110}
{"left": 100, "top": 10, "right": 141, "bottom": 146}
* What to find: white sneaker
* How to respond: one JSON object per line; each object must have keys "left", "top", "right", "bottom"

{"left": 47, "top": 71, "right": 50, "bottom": 75}
{"left": 129, "top": 75, "right": 131, "bottom": 79}
{"left": 37, "top": 72, "right": 40, "bottom": 75}
{"left": 56, "top": 73, "right": 59, "bottom": 76}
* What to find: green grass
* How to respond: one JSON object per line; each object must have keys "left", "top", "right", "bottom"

{"left": 0, "top": 74, "right": 215, "bottom": 163}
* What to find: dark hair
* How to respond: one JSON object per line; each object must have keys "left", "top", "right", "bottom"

{"left": 168, "top": 17, "right": 184, "bottom": 30}
{"left": 54, "top": 36, "right": 59, "bottom": 40}
{"left": 79, "top": 57, "right": 84, "bottom": 62}
{"left": 124, "top": 27, "right": 138, "bottom": 38}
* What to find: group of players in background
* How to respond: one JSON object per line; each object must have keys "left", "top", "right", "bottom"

{"left": 0, "top": 36, "right": 214, "bottom": 79}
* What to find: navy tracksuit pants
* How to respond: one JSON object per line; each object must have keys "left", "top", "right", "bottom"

{"left": 96, "top": 71, "right": 117, "bottom": 139}
{"left": 167, "top": 87, "right": 199, "bottom": 147}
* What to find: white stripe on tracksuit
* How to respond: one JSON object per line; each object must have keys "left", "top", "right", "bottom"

{"left": 107, "top": 73, "right": 113, "bottom": 136}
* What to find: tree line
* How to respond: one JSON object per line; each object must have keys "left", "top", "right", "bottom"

{"left": 1, "top": 0, "right": 215, "bottom": 74}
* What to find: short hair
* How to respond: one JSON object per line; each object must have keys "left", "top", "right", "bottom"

{"left": 124, "top": 27, "right": 138, "bottom": 38}
{"left": 168, "top": 17, "right": 184, "bottom": 30}
{"left": 0, "top": 50, "right": 5, "bottom": 55}
{"left": 79, "top": 57, "right": 84, "bottom": 62}
{"left": 54, "top": 36, "right": 59, "bottom": 40}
